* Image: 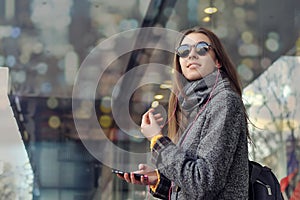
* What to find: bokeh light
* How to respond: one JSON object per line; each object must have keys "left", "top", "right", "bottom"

{"left": 5, "top": 55, "right": 16, "bottom": 67}
{"left": 99, "top": 115, "right": 113, "bottom": 128}
{"left": 100, "top": 96, "right": 112, "bottom": 113}
{"left": 265, "top": 38, "right": 279, "bottom": 52}
{"left": 36, "top": 62, "right": 48, "bottom": 75}
{"left": 0, "top": 55, "right": 5, "bottom": 66}
{"left": 151, "top": 100, "right": 159, "bottom": 108}
{"left": 47, "top": 97, "right": 59, "bottom": 109}
{"left": 233, "top": 7, "right": 246, "bottom": 20}
{"left": 11, "top": 71, "right": 26, "bottom": 84}
{"left": 260, "top": 57, "right": 272, "bottom": 69}
{"left": 48, "top": 115, "right": 61, "bottom": 129}
{"left": 237, "top": 63, "right": 254, "bottom": 81}
{"left": 40, "top": 82, "right": 52, "bottom": 94}
{"left": 241, "top": 31, "right": 254, "bottom": 44}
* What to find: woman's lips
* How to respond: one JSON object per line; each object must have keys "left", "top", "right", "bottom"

{"left": 188, "top": 63, "right": 201, "bottom": 69}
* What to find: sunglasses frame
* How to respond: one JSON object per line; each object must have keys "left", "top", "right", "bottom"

{"left": 175, "top": 41, "right": 212, "bottom": 58}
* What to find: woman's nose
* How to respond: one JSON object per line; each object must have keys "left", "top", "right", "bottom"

{"left": 188, "top": 47, "right": 198, "bottom": 59}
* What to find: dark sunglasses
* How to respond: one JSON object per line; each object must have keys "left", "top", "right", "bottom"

{"left": 175, "top": 41, "right": 212, "bottom": 58}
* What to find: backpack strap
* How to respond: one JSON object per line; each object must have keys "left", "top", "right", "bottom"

{"left": 249, "top": 160, "right": 263, "bottom": 200}
{"left": 249, "top": 160, "right": 284, "bottom": 200}
{"left": 249, "top": 160, "right": 263, "bottom": 184}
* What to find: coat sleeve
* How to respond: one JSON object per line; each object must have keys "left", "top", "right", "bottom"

{"left": 149, "top": 171, "right": 171, "bottom": 199}
{"left": 151, "top": 92, "right": 248, "bottom": 198}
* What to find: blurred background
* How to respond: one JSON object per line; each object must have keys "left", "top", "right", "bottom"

{"left": 0, "top": 0, "right": 300, "bottom": 199}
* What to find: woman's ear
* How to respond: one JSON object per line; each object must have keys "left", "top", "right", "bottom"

{"left": 216, "top": 60, "right": 221, "bottom": 68}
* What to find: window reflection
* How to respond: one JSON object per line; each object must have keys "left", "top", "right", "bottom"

{"left": 0, "top": 0, "right": 299, "bottom": 199}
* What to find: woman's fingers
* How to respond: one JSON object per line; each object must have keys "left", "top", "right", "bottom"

{"left": 130, "top": 173, "right": 138, "bottom": 184}
{"left": 138, "top": 163, "right": 146, "bottom": 171}
{"left": 115, "top": 164, "right": 155, "bottom": 185}
{"left": 140, "top": 175, "right": 149, "bottom": 184}
{"left": 140, "top": 108, "right": 164, "bottom": 140}
{"left": 117, "top": 172, "right": 156, "bottom": 186}
{"left": 153, "top": 113, "right": 163, "bottom": 121}
{"left": 142, "top": 109, "right": 164, "bottom": 126}
{"left": 123, "top": 173, "right": 131, "bottom": 183}
{"left": 127, "top": 172, "right": 149, "bottom": 185}
{"left": 149, "top": 112, "right": 164, "bottom": 124}
{"left": 116, "top": 174, "right": 125, "bottom": 180}
{"left": 141, "top": 112, "right": 150, "bottom": 125}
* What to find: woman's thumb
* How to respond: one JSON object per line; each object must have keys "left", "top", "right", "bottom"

{"left": 138, "top": 164, "right": 146, "bottom": 170}
{"left": 148, "top": 112, "right": 155, "bottom": 123}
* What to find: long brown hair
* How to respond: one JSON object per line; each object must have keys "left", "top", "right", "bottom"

{"left": 167, "top": 26, "right": 249, "bottom": 142}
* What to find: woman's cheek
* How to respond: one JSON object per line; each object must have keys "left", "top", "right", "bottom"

{"left": 179, "top": 58, "right": 186, "bottom": 68}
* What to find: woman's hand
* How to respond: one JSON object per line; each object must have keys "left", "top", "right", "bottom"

{"left": 117, "top": 164, "right": 158, "bottom": 186}
{"left": 140, "top": 108, "right": 164, "bottom": 140}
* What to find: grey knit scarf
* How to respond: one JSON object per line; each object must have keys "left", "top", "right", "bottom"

{"left": 178, "top": 70, "right": 231, "bottom": 118}
{"left": 178, "top": 70, "right": 217, "bottom": 109}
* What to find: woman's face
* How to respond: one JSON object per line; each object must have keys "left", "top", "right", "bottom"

{"left": 178, "top": 32, "right": 219, "bottom": 81}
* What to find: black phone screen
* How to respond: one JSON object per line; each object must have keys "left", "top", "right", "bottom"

{"left": 112, "top": 169, "right": 143, "bottom": 180}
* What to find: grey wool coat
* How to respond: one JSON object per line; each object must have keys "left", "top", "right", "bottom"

{"left": 150, "top": 70, "right": 249, "bottom": 200}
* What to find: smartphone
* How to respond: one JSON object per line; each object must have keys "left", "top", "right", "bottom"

{"left": 112, "top": 169, "right": 144, "bottom": 181}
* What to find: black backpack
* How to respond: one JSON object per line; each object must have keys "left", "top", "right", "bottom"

{"left": 249, "top": 160, "right": 284, "bottom": 200}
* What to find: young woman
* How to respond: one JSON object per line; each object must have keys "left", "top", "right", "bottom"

{"left": 118, "top": 27, "right": 249, "bottom": 199}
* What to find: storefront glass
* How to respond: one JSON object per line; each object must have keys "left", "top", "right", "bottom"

{"left": 0, "top": 0, "right": 299, "bottom": 199}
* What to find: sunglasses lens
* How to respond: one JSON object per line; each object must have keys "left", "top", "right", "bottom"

{"left": 176, "top": 45, "right": 190, "bottom": 58}
{"left": 196, "top": 43, "right": 209, "bottom": 56}
{"left": 176, "top": 42, "right": 210, "bottom": 57}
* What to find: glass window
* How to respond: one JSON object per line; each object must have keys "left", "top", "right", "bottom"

{"left": 0, "top": 0, "right": 299, "bottom": 199}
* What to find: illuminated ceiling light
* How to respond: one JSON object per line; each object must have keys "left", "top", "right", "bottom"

{"left": 160, "top": 80, "right": 172, "bottom": 89}
{"left": 151, "top": 101, "right": 159, "bottom": 108}
{"left": 160, "top": 83, "right": 172, "bottom": 89}
{"left": 204, "top": 7, "right": 218, "bottom": 14}
{"left": 202, "top": 16, "right": 211, "bottom": 22}
{"left": 154, "top": 94, "right": 164, "bottom": 100}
